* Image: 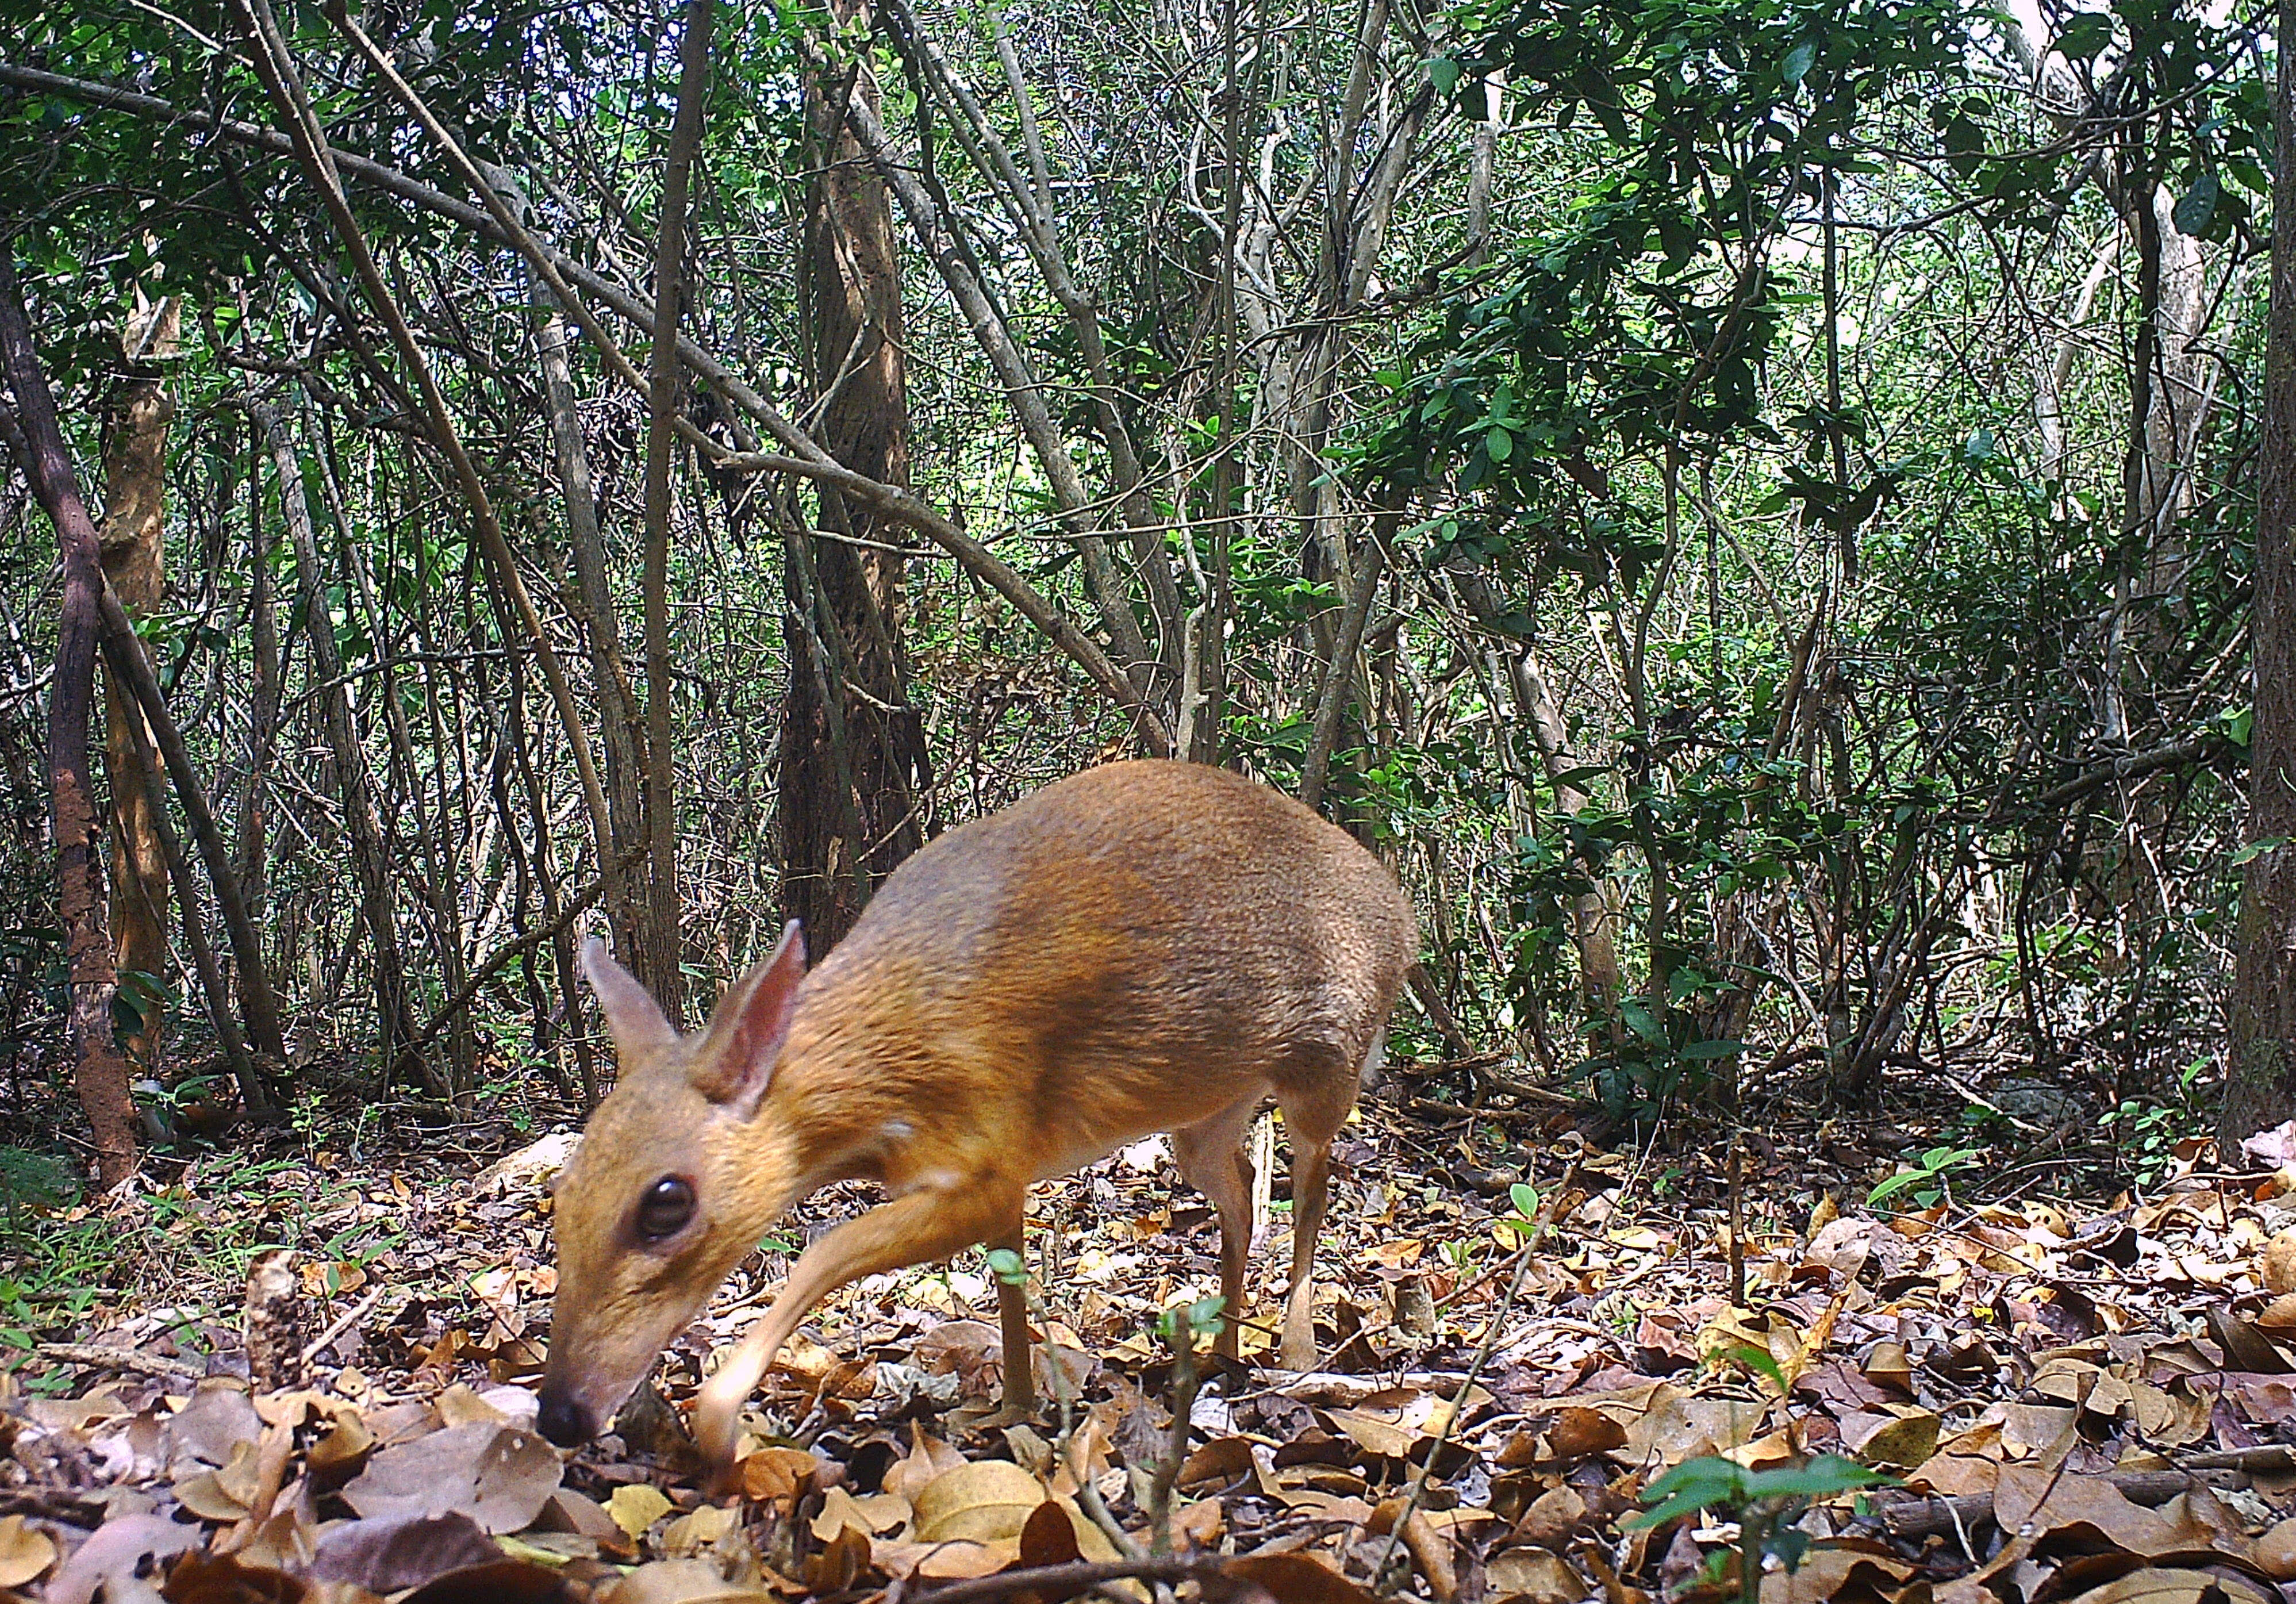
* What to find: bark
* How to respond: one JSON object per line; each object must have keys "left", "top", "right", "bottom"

{"left": 94, "top": 584, "right": 287, "bottom": 1079}
{"left": 1452, "top": 570, "right": 1623, "bottom": 1019}
{"left": 2224, "top": 0, "right": 2296, "bottom": 1156}
{"left": 98, "top": 632, "right": 266, "bottom": 1115}
{"left": 810, "top": 32, "right": 1165, "bottom": 727}
{"left": 252, "top": 401, "right": 429, "bottom": 1094}
{"left": 0, "top": 256, "right": 139, "bottom": 1187}
{"left": 97, "top": 295, "right": 179, "bottom": 1070}
{"left": 778, "top": 0, "right": 932, "bottom": 956}
{"left": 638, "top": 0, "right": 714, "bottom": 1023}
{"left": 1299, "top": 532, "right": 1387, "bottom": 813}
{"left": 535, "top": 306, "right": 647, "bottom": 982}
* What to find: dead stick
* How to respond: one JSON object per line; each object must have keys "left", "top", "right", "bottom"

{"left": 302, "top": 1284, "right": 386, "bottom": 1364}
{"left": 901, "top": 1557, "right": 1235, "bottom": 1604}
{"left": 1875, "top": 1471, "right": 2230, "bottom": 1540}
{"left": 36, "top": 1343, "right": 202, "bottom": 1382}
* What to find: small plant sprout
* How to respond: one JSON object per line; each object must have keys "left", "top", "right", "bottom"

{"left": 1866, "top": 1144, "right": 1983, "bottom": 1210}
{"left": 1626, "top": 1455, "right": 1896, "bottom": 1604}
{"left": 985, "top": 1245, "right": 1026, "bottom": 1287}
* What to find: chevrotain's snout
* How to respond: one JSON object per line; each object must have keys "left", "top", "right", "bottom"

{"left": 535, "top": 1388, "right": 593, "bottom": 1448}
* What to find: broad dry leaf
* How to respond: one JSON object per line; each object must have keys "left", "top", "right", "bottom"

{"left": 341, "top": 1421, "right": 561, "bottom": 1534}
{"left": 812, "top": 1484, "right": 874, "bottom": 1543}
{"left": 1991, "top": 1466, "right": 2239, "bottom": 1559}
{"left": 660, "top": 1503, "right": 742, "bottom": 1556}
{"left": 1485, "top": 1547, "right": 1587, "bottom": 1604}
{"left": 0, "top": 1517, "right": 55, "bottom": 1589}
{"left": 1226, "top": 1551, "right": 1383, "bottom": 1604}
{"left": 597, "top": 1557, "right": 777, "bottom": 1602}
{"left": 911, "top": 1458, "right": 1046, "bottom": 1542}
{"left": 1846, "top": 1407, "right": 1941, "bottom": 1468}
{"left": 1546, "top": 1407, "right": 1629, "bottom": 1461}
{"left": 608, "top": 1483, "right": 676, "bottom": 1540}
{"left": 2057, "top": 1570, "right": 2263, "bottom": 1604}
{"left": 43, "top": 1514, "right": 205, "bottom": 1604}
{"left": 307, "top": 1511, "right": 501, "bottom": 1593}
{"left": 882, "top": 1423, "right": 968, "bottom": 1500}
{"left": 2256, "top": 1517, "right": 2296, "bottom": 1581}
{"left": 1514, "top": 1486, "right": 1588, "bottom": 1547}
{"left": 1757, "top": 1546, "right": 1913, "bottom": 1604}
{"left": 2263, "top": 1231, "right": 2296, "bottom": 1296}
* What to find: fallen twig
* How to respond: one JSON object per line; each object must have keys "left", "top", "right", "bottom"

{"left": 302, "top": 1284, "right": 387, "bottom": 1365}
{"left": 897, "top": 1556, "right": 1235, "bottom": 1604}
{"left": 36, "top": 1343, "right": 203, "bottom": 1382}
{"left": 1872, "top": 1469, "right": 2236, "bottom": 1539}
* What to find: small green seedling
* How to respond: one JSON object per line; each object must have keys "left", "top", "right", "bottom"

{"left": 1496, "top": 1181, "right": 1542, "bottom": 1247}
{"left": 1866, "top": 1145, "right": 1982, "bottom": 1210}
{"left": 1626, "top": 1455, "right": 1895, "bottom": 1604}
{"left": 985, "top": 1245, "right": 1026, "bottom": 1286}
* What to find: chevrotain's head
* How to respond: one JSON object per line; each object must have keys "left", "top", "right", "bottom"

{"left": 535, "top": 923, "right": 807, "bottom": 1448}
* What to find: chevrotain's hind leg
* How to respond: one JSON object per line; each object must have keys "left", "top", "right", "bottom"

{"left": 1275, "top": 1057, "right": 1361, "bottom": 1372}
{"left": 693, "top": 1177, "right": 1023, "bottom": 1480}
{"left": 1173, "top": 1094, "right": 1262, "bottom": 1361}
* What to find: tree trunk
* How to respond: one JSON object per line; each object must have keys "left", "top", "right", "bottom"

{"left": 777, "top": 0, "right": 931, "bottom": 956}
{"left": 2224, "top": 0, "right": 2296, "bottom": 1156}
{"left": 0, "top": 257, "right": 139, "bottom": 1187}
{"left": 252, "top": 400, "right": 430, "bottom": 1095}
{"left": 636, "top": 0, "right": 714, "bottom": 1023}
{"left": 535, "top": 305, "right": 648, "bottom": 987}
{"left": 97, "top": 294, "right": 179, "bottom": 1072}
{"left": 1450, "top": 570, "right": 1623, "bottom": 1020}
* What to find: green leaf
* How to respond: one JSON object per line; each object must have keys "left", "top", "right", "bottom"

{"left": 1623, "top": 1456, "right": 1749, "bottom": 1527}
{"left": 2053, "top": 12, "right": 2113, "bottom": 57}
{"left": 1866, "top": 1168, "right": 1925, "bottom": 1205}
{"left": 1509, "top": 1181, "right": 1540, "bottom": 1222}
{"left": 1732, "top": 1342, "right": 1787, "bottom": 1391}
{"left": 1740, "top": 1456, "right": 1896, "bottom": 1499}
{"left": 2230, "top": 836, "right": 2287, "bottom": 866}
{"left": 1485, "top": 426, "right": 1514, "bottom": 462}
{"left": 1780, "top": 40, "right": 1817, "bottom": 84}
{"left": 1428, "top": 56, "right": 1463, "bottom": 98}
{"left": 2171, "top": 172, "right": 2218, "bottom": 235}
{"left": 1677, "top": 1038, "right": 1747, "bottom": 1060}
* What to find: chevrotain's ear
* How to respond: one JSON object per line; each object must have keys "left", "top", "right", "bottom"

{"left": 579, "top": 935, "right": 679, "bottom": 1060}
{"left": 691, "top": 922, "right": 806, "bottom": 1118}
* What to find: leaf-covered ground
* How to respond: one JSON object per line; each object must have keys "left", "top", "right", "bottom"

{"left": 3, "top": 1073, "right": 2295, "bottom": 1604}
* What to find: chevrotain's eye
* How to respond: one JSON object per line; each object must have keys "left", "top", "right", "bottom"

{"left": 635, "top": 1176, "right": 696, "bottom": 1242}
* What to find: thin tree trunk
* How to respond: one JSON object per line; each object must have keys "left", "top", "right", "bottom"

{"left": 252, "top": 400, "right": 431, "bottom": 1095}
{"left": 2224, "top": 0, "right": 2296, "bottom": 1155}
{"left": 535, "top": 305, "right": 647, "bottom": 978}
{"left": 99, "top": 636, "right": 265, "bottom": 1115}
{"left": 638, "top": 0, "right": 715, "bottom": 1022}
{"left": 778, "top": 0, "right": 932, "bottom": 956}
{"left": 93, "top": 584, "right": 288, "bottom": 1075}
{"left": 97, "top": 294, "right": 179, "bottom": 1071}
{"left": 0, "top": 256, "right": 139, "bottom": 1187}
{"left": 1452, "top": 570, "right": 1623, "bottom": 1019}
{"left": 236, "top": 412, "right": 281, "bottom": 1000}
{"left": 1299, "top": 531, "right": 1385, "bottom": 813}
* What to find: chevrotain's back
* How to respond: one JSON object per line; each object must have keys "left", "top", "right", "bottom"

{"left": 777, "top": 759, "right": 1418, "bottom": 1177}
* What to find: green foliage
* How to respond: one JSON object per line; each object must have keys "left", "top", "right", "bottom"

{"left": 1628, "top": 1454, "right": 1895, "bottom": 1604}
{"left": 1867, "top": 1144, "right": 1983, "bottom": 1209}
{"left": 2098, "top": 1058, "right": 2213, "bottom": 1188}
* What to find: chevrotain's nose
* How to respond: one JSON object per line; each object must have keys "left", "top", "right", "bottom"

{"left": 535, "top": 1387, "right": 593, "bottom": 1448}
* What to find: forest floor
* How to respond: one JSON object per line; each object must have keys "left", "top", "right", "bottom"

{"left": 1, "top": 1057, "right": 2294, "bottom": 1604}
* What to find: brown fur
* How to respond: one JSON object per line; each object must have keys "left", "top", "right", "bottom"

{"left": 538, "top": 759, "right": 1417, "bottom": 1479}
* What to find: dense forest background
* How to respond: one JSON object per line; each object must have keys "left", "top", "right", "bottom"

{"left": 0, "top": 0, "right": 2287, "bottom": 1192}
